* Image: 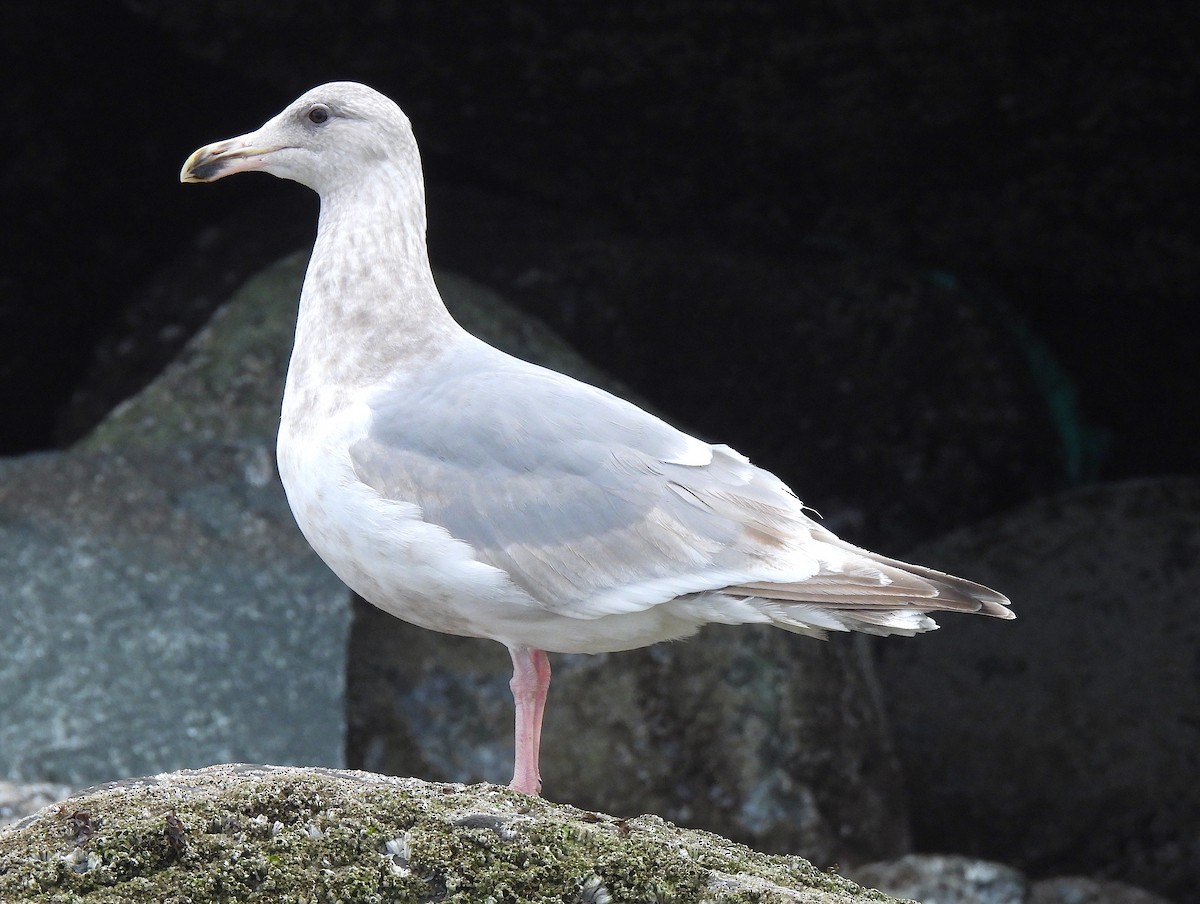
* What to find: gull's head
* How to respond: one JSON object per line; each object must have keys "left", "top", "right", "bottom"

{"left": 180, "top": 81, "right": 419, "bottom": 195}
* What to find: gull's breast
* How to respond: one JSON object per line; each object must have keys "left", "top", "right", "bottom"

{"left": 274, "top": 401, "right": 547, "bottom": 641}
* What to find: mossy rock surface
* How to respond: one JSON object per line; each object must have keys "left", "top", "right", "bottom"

{"left": 0, "top": 765, "right": 898, "bottom": 904}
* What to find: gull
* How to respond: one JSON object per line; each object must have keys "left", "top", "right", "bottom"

{"left": 181, "top": 82, "right": 1012, "bottom": 796}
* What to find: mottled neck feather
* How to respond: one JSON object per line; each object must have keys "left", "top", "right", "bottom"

{"left": 284, "top": 158, "right": 463, "bottom": 410}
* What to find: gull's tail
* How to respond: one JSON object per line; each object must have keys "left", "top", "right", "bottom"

{"left": 727, "top": 538, "right": 1013, "bottom": 638}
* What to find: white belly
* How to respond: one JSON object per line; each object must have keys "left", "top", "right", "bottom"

{"left": 275, "top": 429, "right": 711, "bottom": 653}
{"left": 275, "top": 413, "right": 543, "bottom": 642}
{"left": 275, "top": 381, "right": 728, "bottom": 654}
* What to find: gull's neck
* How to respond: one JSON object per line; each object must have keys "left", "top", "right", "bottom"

{"left": 283, "top": 162, "right": 462, "bottom": 416}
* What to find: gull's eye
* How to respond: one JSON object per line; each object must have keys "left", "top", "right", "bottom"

{"left": 306, "top": 104, "right": 330, "bottom": 125}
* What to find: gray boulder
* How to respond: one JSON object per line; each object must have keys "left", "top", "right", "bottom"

{"left": 848, "top": 854, "right": 1027, "bottom": 904}
{"left": 1029, "top": 878, "right": 1176, "bottom": 904}
{"left": 0, "top": 442, "right": 349, "bottom": 785}
{"left": 0, "top": 764, "right": 900, "bottom": 904}
{"left": 847, "top": 857, "right": 1175, "bottom": 904}
{"left": 877, "top": 478, "right": 1200, "bottom": 903}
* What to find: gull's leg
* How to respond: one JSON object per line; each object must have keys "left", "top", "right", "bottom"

{"left": 507, "top": 645, "right": 552, "bottom": 795}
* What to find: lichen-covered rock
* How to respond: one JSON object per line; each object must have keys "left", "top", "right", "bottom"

{"left": 0, "top": 765, "right": 899, "bottom": 904}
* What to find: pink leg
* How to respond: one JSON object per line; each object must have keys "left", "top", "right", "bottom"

{"left": 507, "top": 645, "right": 551, "bottom": 795}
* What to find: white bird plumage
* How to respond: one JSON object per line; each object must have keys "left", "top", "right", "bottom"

{"left": 182, "top": 81, "right": 1012, "bottom": 795}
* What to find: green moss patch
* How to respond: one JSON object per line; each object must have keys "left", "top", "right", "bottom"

{"left": 0, "top": 765, "right": 896, "bottom": 903}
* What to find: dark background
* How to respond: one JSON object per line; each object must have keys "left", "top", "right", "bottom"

{"left": 2, "top": 2, "right": 1195, "bottom": 480}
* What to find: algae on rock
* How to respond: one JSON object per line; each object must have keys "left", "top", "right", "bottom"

{"left": 0, "top": 765, "right": 898, "bottom": 904}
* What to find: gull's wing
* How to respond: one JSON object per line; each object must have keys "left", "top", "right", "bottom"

{"left": 350, "top": 348, "right": 1011, "bottom": 628}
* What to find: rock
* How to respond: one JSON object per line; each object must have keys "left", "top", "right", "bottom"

{"left": 0, "top": 442, "right": 350, "bottom": 785}
{"left": 0, "top": 782, "right": 73, "bottom": 831}
{"left": 0, "top": 764, "right": 900, "bottom": 904}
{"left": 832, "top": 856, "right": 1176, "bottom": 904}
{"left": 1030, "top": 877, "right": 1176, "bottom": 904}
{"left": 77, "top": 253, "right": 310, "bottom": 450}
{"left": 847, "top": 854, "right": 1027, "bottom": 904}
{"left": 876, "top": 477, "right": 1200, "bottom": 903}
{"left": 53, "top": 198, "right": 320, "bottom": 448}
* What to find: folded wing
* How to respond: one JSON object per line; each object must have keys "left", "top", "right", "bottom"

{"left": 350, "top": 346, "right": 1012, "bottom": 635}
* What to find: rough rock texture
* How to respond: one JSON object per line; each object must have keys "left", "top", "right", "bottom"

{"left": 0, "top": 442, "right": 350, "bottom": 785}
{"left": 877, "top": 478, "right": 1200, "bottom": 903}
{"left": 848, "top": 855, "right": 1027, "bottom": 904}
{"left": 0, "top": 764, "right": 898, "bottom": 904}
{"left": 53, "top": 198, "right": 320, "bottom": 447}
{"left": 349, "top": 612, "right": 910, "bottom": 867}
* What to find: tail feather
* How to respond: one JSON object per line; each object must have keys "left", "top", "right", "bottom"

{"left": 726, "top": 536, "right": 1012, "bottom": 637}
